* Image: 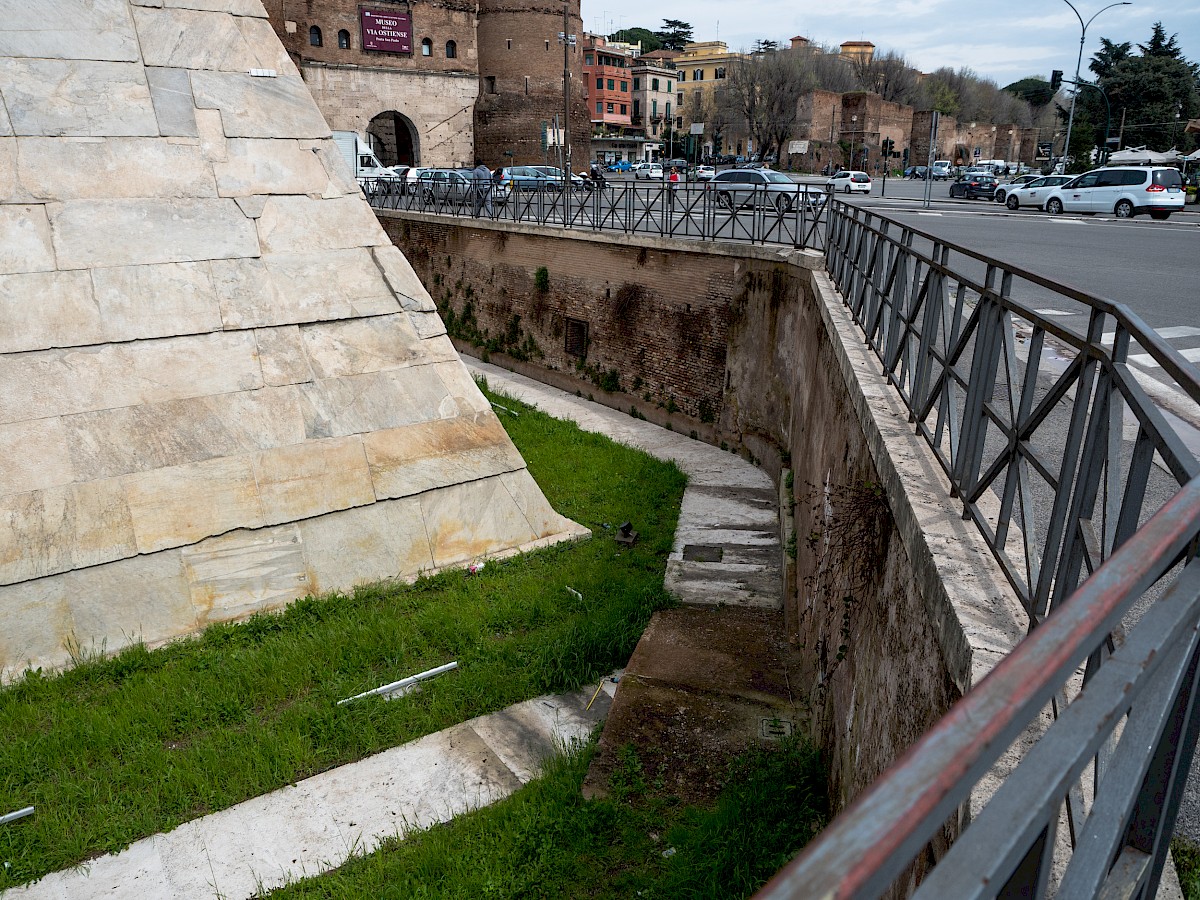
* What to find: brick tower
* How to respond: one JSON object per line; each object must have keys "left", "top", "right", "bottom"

{"left": 474, "top": 0, "right": 591, "bottom": 168}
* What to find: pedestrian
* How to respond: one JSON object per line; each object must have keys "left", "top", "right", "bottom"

{"left": 472, "top": 158, "right": 493, "bottom": 217}
{"left": 668, "top": 166, "right": 680, "bottom": 208}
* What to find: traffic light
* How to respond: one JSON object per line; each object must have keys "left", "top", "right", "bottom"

{"left": 881, "top": 138, "right": 894, "bottom": 156}
{"left": 1050, "top": 69, "right": 1063, "bottom": 91}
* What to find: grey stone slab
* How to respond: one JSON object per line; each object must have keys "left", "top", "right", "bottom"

{"left": 91, "top": 261, "right": 223, "bottom": 342}
{"left": 296, "top": 368, "right": 458, "bottom": 440}
{"left": 256, "top": 195, "right": 387, "bottom": 254}
{"left": 364, "top": 416, "right": 526, "bottom": 500}
{"left": 253, "top": 436, "right": 375, "bottom": 527}
{"left": 190, "top": 70, "right": 330, "bottom": 139}
{"left": 409, "top": 311, "right": 448, "bottom": 339}
{"left": 214, "top": 138, "right": 330, "bottom": 198}
{"left": 310, "top": 138, "right": 359, "bottom": 197}
{"left": 299, "top": 313, "right": 423, "bottom": 379}
{"left": 123, "top": 453, "right": 266, "bottom": 554}
{"left": 0, "top": 270, "right": 104, "bottom": 354}
{"left": 62, "top": 385, "right": 306, "bottom": 481}
{"left": 234, "top": 15, "right": 295, "bottom": 74}
{"left": 372, "top": 245, "right": 437, "bottom": 312}
{"left": 255, "top": 325, "right": 314, "bottom": 386}
{"left": 211, "top": 250, "right": 399, "bottom": 330}
{"left": 180, "top": 525, "right": 309, "bottom": 625}
{"left": 0, "top": 331, "right": 264, "bottom": 425}
{"left": 49, "top": 198, "right": 259, "bottom": 269}
{"left": 162, "top": 0, "right": 267, "bottom": 16}
{"left": 133, "top": 6, "right": 261, "bottom": 71}
{"left": 433, "top": 359, "right": 494, "bottom": 417}
{"left": 299, "top": 496, "right": 436, "bottom": 595}
{"left": 0, "top": 139, "right": 21, "bottom": 204}
{"left": 0, "top": 59, "right": 157, "bottom": 137}
{"left": 0, "top": 0, "right": 140, "bottom": 61}
{"left": 145, "top": 67, "right": 198, "bottom": 138}
{"left": 17, "top": 136, "right": 217, "bottom": 200}
{"left": 499, "top": 468, "right": 588, "bottom": 543}
{"left": 419, "top": 476, "right": 538, "bottom": 569}
{"left": 0, "top": 479, "right": 137, "bottom": 586}
{"left": 234, "top": 195, "right": 268, "bottom": 218}
{"left": 0, "top": 204, "right": 56, "bottom": 273}
{"left": 0, "top": 418, "right": 75, "bottom": 497}
{"left": 0, "top": 97, "right": 12, "bottom": 137}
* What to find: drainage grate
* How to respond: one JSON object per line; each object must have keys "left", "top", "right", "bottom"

{"left": 682, "top": 544, "right": 724, "bottom": 562}
{"left": 760, "top": 717, "right": 795, "bottom": 740}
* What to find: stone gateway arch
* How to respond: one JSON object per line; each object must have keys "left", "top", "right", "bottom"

{"left": 0, "top": 0, "right": 585, "bottom": 680}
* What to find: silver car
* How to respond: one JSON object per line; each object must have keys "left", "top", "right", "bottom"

{"left": 708, "top": 169, "right": 816, "bottom": 212}
{"left": 1002, "top": 175, "right": 1074, "bottom": 210}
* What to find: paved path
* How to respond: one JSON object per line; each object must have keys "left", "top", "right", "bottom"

{"left": 3, "top": 360, "right": 781, "bottom": 899}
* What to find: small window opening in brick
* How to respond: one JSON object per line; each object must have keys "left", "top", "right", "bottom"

{"left": 565, "top": 318, "right": 588, "bottom": 358}
{"left": 507, "top": 39, "right": 512, "bottom": 50}
{"left": 486, "top": 75, "right": 496, "bottom": 94}
{"left": 545, "top": 39, "right": 550, "bottom": 50}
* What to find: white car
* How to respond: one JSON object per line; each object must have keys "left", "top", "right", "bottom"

{"left": 826, "top": 170, "right": 871, "bottom": 194}
{"left": 1002, "top": 175, "right": 1073, "bottom": 210}
{"left": 694, "top": 165, "right": 716, "bottom": 181}
{"left": 636, "top": 162, "right": 663, "bottom": 180}
{"left": 1044, "top": 166, "right": 1185, "bottom": 219}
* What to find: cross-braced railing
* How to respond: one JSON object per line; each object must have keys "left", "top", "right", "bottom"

{"left": 758, "top": 200, "right": 1200, "bottom": 898}
{"left": 360, "top": 178, "right": 828, "bottom": 250}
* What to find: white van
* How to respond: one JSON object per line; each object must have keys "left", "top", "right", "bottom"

{"left": 931, "top": 161, "right": 952, "bottom": 181}
{"left": 332, "top": 131, "right": 403, "bottom": 182}
{"left": 1044, "top": 166, "right": 1185, "bottom": 219}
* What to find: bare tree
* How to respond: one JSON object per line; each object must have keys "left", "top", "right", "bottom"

{"left": 720, "top": 48, "right": 813, "bottom": 160}
{"left": 848, "top": 48, "right": 922, "bottom": 105}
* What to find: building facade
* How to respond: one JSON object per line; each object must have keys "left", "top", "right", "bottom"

{"left": 264, "top": 0, "right": 479, "bottom": 167}
{"left": 264, "top": 0, "right": 590, "bottom": 169}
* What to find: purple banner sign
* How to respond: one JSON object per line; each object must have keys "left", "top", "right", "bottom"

{"left": 360, "top": 8, "right": 412, "bottom": 54}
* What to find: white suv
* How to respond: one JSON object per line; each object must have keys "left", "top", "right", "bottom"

{"left": 1044, "top": 166, "right": 1185, "bottom": 219}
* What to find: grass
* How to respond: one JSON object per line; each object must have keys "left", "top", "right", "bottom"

{"left": 0, "top": 385, "right": 687, "bottom": 889}
{"left": 270, "top": 734, "right": 828, "bottom": 899}
{"left": 1174, "top": 837, "right": 1200, "bottom": 899}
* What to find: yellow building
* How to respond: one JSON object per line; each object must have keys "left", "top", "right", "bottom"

{"left": 673, "top": 41, "right": 750, "bottom": 157}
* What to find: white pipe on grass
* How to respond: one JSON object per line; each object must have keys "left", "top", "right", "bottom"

{"left": 337, "top": 661, "right": 459, "bottom": 706}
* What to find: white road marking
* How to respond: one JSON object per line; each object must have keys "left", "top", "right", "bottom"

{"left": 1129, "top": 347, "right": 1200, "bottom": 369}
{"left": 1101, "top": 326, "right": 1200, "bottom": 345}
{"left": 917, "top": 212, "right": 942, "bottom": 216}
{"left": 1034, "top": 308, "right": 1077, "bottom": 317}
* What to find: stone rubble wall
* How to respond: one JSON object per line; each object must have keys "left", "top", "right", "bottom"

{"left": 0, "top": 0, "right": 584, "bottom": 681}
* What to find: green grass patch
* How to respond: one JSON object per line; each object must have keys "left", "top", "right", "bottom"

{"left": 1174, "top": 837, "right": 1200, "bottom": 899}
{"left": 271, "top": 734, "right": 827, "bottom": 899}
{"left": 0, "top": 386, "right": 686, "bottom": 889}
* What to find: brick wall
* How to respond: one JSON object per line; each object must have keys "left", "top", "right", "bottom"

{"left": 473, "top": 0, "right": 590, "bottom": 167}
{"left": 380, "top": 216, "right": 738, "bottom": 425}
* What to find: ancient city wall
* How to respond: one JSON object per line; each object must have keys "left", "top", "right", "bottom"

{"left": 381, "top": 212, "right": 1023, "bottom": 816}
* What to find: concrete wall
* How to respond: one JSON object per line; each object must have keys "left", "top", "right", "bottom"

{"left": 381, "top": 213, "right": 1024, "bottom": 825}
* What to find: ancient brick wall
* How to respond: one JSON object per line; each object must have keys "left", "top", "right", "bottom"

{"left": 474, "top": 0, "right": 590, "bottom": 167}
{"left": 380, "top": 216, "right": 735, "bottom": 424}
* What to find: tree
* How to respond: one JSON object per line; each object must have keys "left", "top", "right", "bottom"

{"left": 719, "top": 50, "right": 812, "bottom": 162}
{"left": 608, "top": 27, "right": 662, "bottom": 53}
{"left": 1003, "top": 76, "right": 1055, "bottom": 109}
{"left": 753, "top": 39, "right": 779, "bottom": 54}
{"left": 1089, "top": 38, "right": 1131, "bottom": 80}
{"left": 656, "top": 19, "right": 693, "bottom": 52}
{"left": 1095, "top": 23, "right": 1199, "bottom": 151}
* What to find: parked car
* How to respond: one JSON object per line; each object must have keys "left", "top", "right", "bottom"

{"left": 417, "top": 168, "right": 476, "bottom": 204}
{"left": 949, "top": 174, "right": 999, "bottom": 200}
{"left": 494, "top": 165, "right": 562, "bottom": 192}
{"left": 1043, "top": 166, "right": 1185, "bottom": 219}
{"left": 606, "top": 160, "right": 631, "bottom": 172}
{"left": 992, "top": 174, "right": 1042, "bottom": 204}
{"left": 532, "top": 165, "right": 591, "bottom": 191}
{"left": 1002, "top": 175, "right": 1074, "bottom": 210}
{"left": 826, "top": 170, "right": 872, "bottom": 194}
{"left": 904, "top": 165, "right": 929, "bottom": 180}
{"left": 694, "top": 165, "right": 716, "bottom": 181}
{"left": 930, "top": 160, "right": 953, "bottom": 181}
{"left": 708, "top": 169, "right": 812, "bottom": 211}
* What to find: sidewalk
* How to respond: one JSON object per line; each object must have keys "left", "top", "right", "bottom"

{"left": 3, "top": 360, "right": 794, "bottom": 900}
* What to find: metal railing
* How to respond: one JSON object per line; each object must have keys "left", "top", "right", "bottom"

{"left": 758, "top": 200, "right": 1200, "bottom": 897}
{"left": 360, "top": 177, "right": 827, "bottom": 250}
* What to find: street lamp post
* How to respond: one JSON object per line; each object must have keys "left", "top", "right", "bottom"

{"left": 1061, "top": 0, "right": 1131, "bottom": 172}
{"left": 850, "top": 114, "right": 857, "bottom": 170}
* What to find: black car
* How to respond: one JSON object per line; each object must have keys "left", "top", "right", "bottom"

{"left": 949, "top": 175, "right": 999, "bottom": 200}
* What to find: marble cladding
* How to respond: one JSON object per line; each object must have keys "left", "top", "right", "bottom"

{"left": 0, "top": 0, "right": 583, "bottom": 680}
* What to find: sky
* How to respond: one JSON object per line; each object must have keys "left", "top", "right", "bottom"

{"left": 585, "top": 0, "right": 1200, "bottom": 87}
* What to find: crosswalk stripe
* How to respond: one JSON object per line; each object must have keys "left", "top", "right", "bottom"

{"left": 1102, "top": 326, "right": 1200, "bottom": 346}
{"left": 1129, "top": 347, "right": 1200, "bottom": 370}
